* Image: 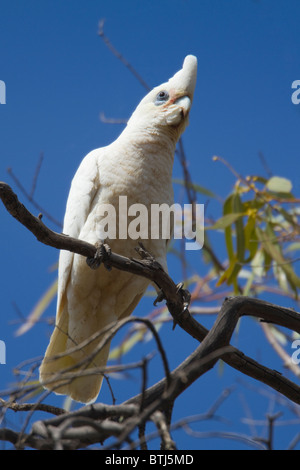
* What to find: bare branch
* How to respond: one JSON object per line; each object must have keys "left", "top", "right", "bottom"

{"left": 1, "top": 181, "right": 300, "bottom": 408}
{"left": 98, "top": 19, "right": 151, "bottom": 92}
{"left": 7, "top": 162, "right": 62, "bottom": 228}
{"left": 99, "top": 112, "right": 128, "bottom": 125}
{"left": 29, "top": 151, "right": 44, "bottom": 199}
{"left": 2, "top": 182, "right": 300, "bottom": 449}
{"left": 0, "top": 398, "right": 65, "bottom": 416}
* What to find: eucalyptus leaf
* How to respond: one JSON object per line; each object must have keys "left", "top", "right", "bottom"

{"left": 266, "top": 176, "right": 293, "bottom": 194}
{"left": 15, "top": 278, "right": 58, "bottom": 337}
{"left": 173, "top": 178, "right": 216, "bottom": 198}
{"left": 207, "top": 212, "right": 245, "bottom": 230}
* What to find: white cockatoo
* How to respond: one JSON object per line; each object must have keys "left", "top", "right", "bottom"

{"left": 40, "top": 55, "right": 197, "bottom": 404}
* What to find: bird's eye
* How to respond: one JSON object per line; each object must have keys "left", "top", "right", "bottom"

{"left": 155, "top": 90, "right": 169, "bottom": 106}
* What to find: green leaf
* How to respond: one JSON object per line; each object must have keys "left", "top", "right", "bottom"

{"left": 207, "top": 212, "right": 245, "bottom": 230}
{"left": 172, "top": 178, "right": 216, "bottom": 198}
{"left": 109, "top": 309, "right": 168, "bottom": 360}
{"left": 273, "top": 265, "right": 290, "bottom": 294}
{"left": 244, "top": 215, "right": 258, "bottom": 261}
{"left": 268, "top": 324, "right": 288, "bottom": 346}
{"left": 15, "top": 278, "right": 58, "bottom": 336}
{"left": 226, "top": 193, "right": 245, "bottom": 289}
{"left": 250, "top": 175, "right": 268, "bottom": 185}
{"left": 233, "top": 193, "right": 245, "bottom": 264}
{"left": 109, "top": 330, "right": 144, "bottom": 360}
{"left": 256, "top": 225, "right": 300, "bottom": 296}
{"left": 266, "top": 176, "right": 293, "bottom": 194}
{"left": 285, "top": 242, "right": 300, "bottom": 254}
{"left": 216, "top": 255, "right": 238, "bottom": 286}
{"left": 276, "top": 206, "right": 298, "bottom": 227}
{"left": 216, "top": 193, "right": 245, "bottom": 289}
{"left": 243, "top": 271, "right": 255, "bottom": 296}
{"left": 223, "top": 194, "right": 235, "bottom": 262}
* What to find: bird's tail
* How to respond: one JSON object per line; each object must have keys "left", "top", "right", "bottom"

{"left": 39, "top": 306, "right": 111, "bottom": 404}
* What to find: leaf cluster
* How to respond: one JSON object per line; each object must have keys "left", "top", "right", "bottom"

{"left": 207, "top": 171, "right": 300, "bottom": 297}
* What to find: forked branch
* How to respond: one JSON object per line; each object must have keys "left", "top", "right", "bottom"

{"left": 1, "top": 181, "right": 300, "bottom": 405}
{"left": 1, "top": 182, "right": 300, "bottom": 449}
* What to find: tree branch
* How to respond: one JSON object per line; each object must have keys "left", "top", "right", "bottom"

{"left": 1, "top": 181, "right": 300, "bottom": 404}
{"left": 0, "top": 398, "right": 65, "bottom": 416}
{"left": 1, "top": 181, "right": 300, "bottom": 449}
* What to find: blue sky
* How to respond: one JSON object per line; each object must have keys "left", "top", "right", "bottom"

{"left": 1, "top": 0, "right": 300, "bottom": 450}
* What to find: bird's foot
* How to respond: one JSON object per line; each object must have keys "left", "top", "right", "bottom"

{"left": 153, "top": 283, "right": 191, "bottom": 309}
{"left": 171, "top": 283, "right": 191, "bottom": 330}
{"left": 135, "top": 242, "right": 155, "bottom": 262}
{"left": 176, "top": 282, "right": 191, "bottom": 306}
{"left": 86, "top": 241, "right": 112, "bottom": 270}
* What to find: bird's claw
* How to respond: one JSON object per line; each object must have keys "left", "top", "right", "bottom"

{"left": 176, "top": 282, "right": 191, "bottom": 306}
{"left": 153, "top": 288, "right": 166, "bottom": 306}
{"left": 153, "top": 283, "right": 191, "bottom": 310}
{"left": 172, "top": 283, "right": 191, "bottom": 330}
{"left": 86, "top": 241, "right": 112, "bottom": 270}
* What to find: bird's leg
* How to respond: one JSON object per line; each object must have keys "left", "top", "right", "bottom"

{"left": 86, "top": 241, "right": 112, "bottom": 270}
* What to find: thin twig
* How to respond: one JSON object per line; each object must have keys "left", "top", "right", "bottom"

{"left": 29, "top": 152, "right": 44, "bottom": 199}
{"left": 99, "top": 112, "right": 128, "bottom": 125}
{"left": 0, "top": 398, "right": 65, "bottom": 416}
{"left": 98, "top": 19, "right": 150, "bottom": 91}
{"left": 7, "top": 165, "right": 62, "bottom": 228}
{"left": 1, "top": 182, "right": 300, "bottom": 406}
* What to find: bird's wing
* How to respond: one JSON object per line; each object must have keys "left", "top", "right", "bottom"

{"left": 56, "top": 149, "right": 100, "bottom": 316}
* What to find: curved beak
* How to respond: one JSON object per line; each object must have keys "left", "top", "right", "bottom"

{"left": 168, "top": 55, "right": 198, "bottom": 103}
{"left": 174, "top": 95, "right": 191, "bottom": 118}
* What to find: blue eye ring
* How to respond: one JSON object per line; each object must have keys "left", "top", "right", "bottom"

{"left": 155, "top": 90, "right": 169, "bottom": 105}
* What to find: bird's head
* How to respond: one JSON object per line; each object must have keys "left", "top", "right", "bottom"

{"left": 126, "top": 55, "right": 197, "bottom": 139}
